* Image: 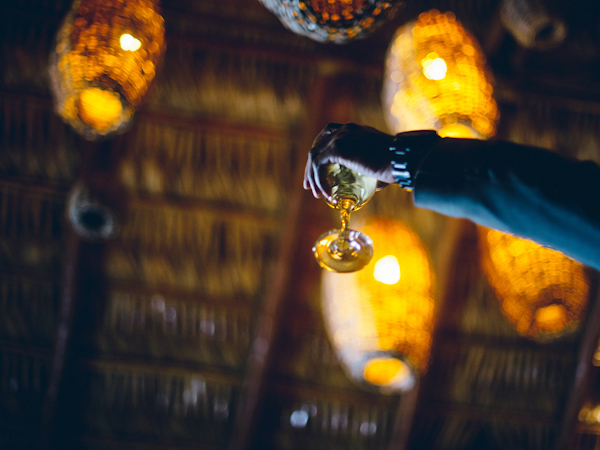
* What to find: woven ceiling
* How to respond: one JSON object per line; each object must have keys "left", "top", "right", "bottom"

{"left": 2, "top": 0, "right": 600, "bottom": 449}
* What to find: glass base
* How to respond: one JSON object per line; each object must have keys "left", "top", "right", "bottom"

{"left": 313, "top": 229, "right": 373, "bottom": 273}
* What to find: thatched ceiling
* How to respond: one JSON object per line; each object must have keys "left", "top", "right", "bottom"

{"left": 2, "top": 0, "right": 600, "bottom": 449}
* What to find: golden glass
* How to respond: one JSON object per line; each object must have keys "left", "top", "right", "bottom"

{"left": 313, "top": 164, "right": 377, "bottom": 273}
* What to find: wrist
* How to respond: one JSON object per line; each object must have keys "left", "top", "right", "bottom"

{"left": 390, "top": 130, "right": 439, "bottom": 191}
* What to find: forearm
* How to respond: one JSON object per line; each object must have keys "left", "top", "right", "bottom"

{"left": 412, "top": 138, "right": 600, "bottom": 270}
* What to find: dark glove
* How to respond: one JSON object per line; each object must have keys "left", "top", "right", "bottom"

{"left": 303, "top": 123, "right": 439, "bottom": 198}
{"left": 303, "top": 123, "right": 396, "bottom": 199}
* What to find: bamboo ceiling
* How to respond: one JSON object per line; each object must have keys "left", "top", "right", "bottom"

{"left": 1, "top": 0, "right": 600, "bottom": 449}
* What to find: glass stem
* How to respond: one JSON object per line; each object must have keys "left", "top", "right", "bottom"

{"left": 340, "top": 208, "right": 350, "bottom": 232}
{"left": 335, "top": 197, "right": 355, "bottom": 252}
{"left": 337, "top": 196, "right": 356, "bottom": 233}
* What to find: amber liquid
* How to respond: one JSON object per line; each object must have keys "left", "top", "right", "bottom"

{"left": 313, "top": 164, "right": 375, "bottom": 273}
{"left": 322, "top": 164, "right": 377, "bottom": 212}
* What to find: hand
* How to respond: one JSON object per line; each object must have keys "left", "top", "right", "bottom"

{"left": 303, "top": 123, "right": 396, "bottom": 199}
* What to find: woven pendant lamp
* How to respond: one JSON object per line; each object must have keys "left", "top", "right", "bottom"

{"left": 382, "top": 9, "right": 586, "bottom": 343}
{"left": 49, "top": 0, "right": 165, "bottom": 140}
{"left": 383, "top": 10, "right": 499, "bottom": 139}
{"left": 259, "top": 0, "right": 403, "bottom": 43}
{"left": 479, "top": 228, "right": 589, "bottom": 341}
{"left": 321, "top": 218, "right": 435, "bottom": 393}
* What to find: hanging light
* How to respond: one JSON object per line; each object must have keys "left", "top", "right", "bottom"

{"left": 381, "top": 9, "right": 585, "bottom": 343}
{"left": 479, "top": 228, "right": 589, "bottom": 341}
{"left": 259, "top": 0, "right": 403, "bottom": 43}
{"left": 49, "top": 0, "right": 165, "bottom": 140}
{"left": 67, "top": 182, "right": 118, "bottom": 240}
{"left": 383, "top": 10, "right": 499, "bottom": 139}
{"left": 500, "top": 0, "right": 567, "bottom": 50}
{"left": 321, "top": 218, "right": 435, "bottom": 393}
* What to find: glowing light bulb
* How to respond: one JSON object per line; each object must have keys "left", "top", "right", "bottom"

{"left": 422, "top": 53, "right": 447, "bottom": 80}
{"left": 120, "top": 33, "right": 141, "bottom": 51}
{"left": 373, "top": 255, "right": 401, "bottom": 285}
{"left": 78, "top": 88, "right": 123, "bottom": 130}
{"left": 363, "top": 356, "right": 411, "bottom": 387}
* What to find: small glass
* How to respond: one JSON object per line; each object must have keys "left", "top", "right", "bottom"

{"left": 312, "top": 164, "right": 377, "bottom": 273}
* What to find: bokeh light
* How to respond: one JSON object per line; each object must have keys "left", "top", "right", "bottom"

{"left": 321, "top": 218, "right": 435, "bottom": 393}
{"left": 383, "top": 10, "right": 499, "bottom": 139}
{"left": 479, "top": 228, "right": 589, "bottom": 340}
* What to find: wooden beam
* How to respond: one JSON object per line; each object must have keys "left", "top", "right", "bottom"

{"left": 390, "top": 383, "right": 420, "bottom": 450}
{"left": 107, "top": 280, "right": 256, "bottom": 310}
{"left": 82, "top": 356, "right": 244, "bottom": 384}
{"left": 228, "top": 69, "right": 340, "bottom": 450}
{"left": 39, "top": 229, "right": 81, "bottom": 449}
{"left": 270, "top": 380, "right": 399, "bottom": 407}
{"left": 417, "top": 402, "right": 559, "bottom": 427}
{"left": 130, "top": 193, "right": 279, "bottom": 230}
{"left": 556, "top": 274, "right": 600, "bottom": 450}
{"left": 38, "top": 138, "right": 126, "bottom": 449}
{"left": 80, "top": 435, "right": 222, "bottom": 450}
{"left": 394, "top": 221, "right": 474, "bottom": 449}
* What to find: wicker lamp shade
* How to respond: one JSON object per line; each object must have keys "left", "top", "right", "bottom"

{"left": 479, "top": 228, "right": 589, "bottom": 341}
{"left": 260, "top": 0, "right": 403, "bottom": 43}
{"left": 501, "top": 0, "right": 567, "bottom": 50}
{"left": 49, "top": 0, "right": 165, "bottom": 140}
{"left": 383, "top": 10, "right": 498, "bottom": 139}
{"left": 321, "top": 218, "right": 435, "bottom": 393}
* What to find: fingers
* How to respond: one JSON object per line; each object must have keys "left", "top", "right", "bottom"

{"left": 312, "top": 162, "right": 324, "bottom": 198}
{"left": 303, "top": 155, "right": 312, "bottom": 190}
{"left": 305, "top": 124, "right": 342, "bottom": 197}
{"left": 303, "top": 153, "right": 323, "bottom": 198}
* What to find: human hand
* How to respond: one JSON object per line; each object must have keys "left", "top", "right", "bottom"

{"left": 303, "top": 123, "right": 396, "bottom": 199}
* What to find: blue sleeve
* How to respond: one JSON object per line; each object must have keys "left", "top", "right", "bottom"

{"left": 413, "top": 138, "right": 600, "bottom": 271}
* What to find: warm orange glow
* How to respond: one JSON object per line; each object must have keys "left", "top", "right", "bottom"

{"left": 439, "top": 121, "right": 480, "bottom": 138}
{"left": 383, "top": 10, "right": 499, "bottom": 139}
{"left": 363, "top": 357, "right": 411, "bottom": 387}
{"left": 480, "top": 228, "right": 589, "bottom": 340}
{"left": 49, "top": 0, "right": 165, "bottom": 139}
{"left": 373, "top": 255, "right": 401, "bottom": 285}
{"left": 322, "top": 218, "right": 435, "bottom": 393}
{"left": 579, "top": 404, "right": 600, "bottom": 424}
{"left": 120, "top": 33, "right": 142, "bottom": 52}
{"left": 308, "top": 0, "right": 369, "bottom": 24}
{"left": 78, "top": 88, "right": 123, "bottom": 130}
{"left": 535, "top": 304, "right": 567, "bottom": 327}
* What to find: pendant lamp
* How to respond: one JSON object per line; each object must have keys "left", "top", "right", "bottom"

{"left": 49, "top": 0, "right": 165, "bottom": 140}
{"left": 480, "top": 228, "right": 589, "bottom": 341}
{"left": 382, "top": 9, "right": 585, "bottom": 342}
{"left": 501, "top": 0, "right": 567, "bottom": 50}
{"left": 321, "top": 218, "right": 435, "bottom": 393}
{"left": 383, "top": 10, "right": 499, "bottom": 139}
{"left": 260, "top": 0, "right": 403, "bottom": 43}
